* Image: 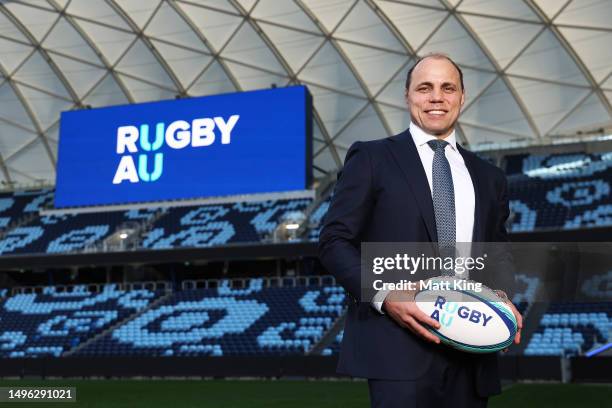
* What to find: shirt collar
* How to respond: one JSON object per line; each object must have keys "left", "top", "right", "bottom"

{"left": 409, "top": 121, "right": 457, "bottom": 151}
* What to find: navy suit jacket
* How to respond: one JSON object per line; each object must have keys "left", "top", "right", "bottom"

{"left": 318, "top": 129, "right": 514, "bottom": 396}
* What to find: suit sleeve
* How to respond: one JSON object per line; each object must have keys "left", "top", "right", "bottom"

{"left": 318, "top": 142, "right": 374, "bottom": 302}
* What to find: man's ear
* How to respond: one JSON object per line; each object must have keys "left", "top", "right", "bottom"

{"left": 404, "top": 88, "right": 410, "bottom": 106}
{"left": 460, "top": 90, "right": 465, "bottom": 110}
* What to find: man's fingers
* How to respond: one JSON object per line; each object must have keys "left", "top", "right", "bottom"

{"left": 410, "top": 307, "right": 441, "bottom": 329}
{"left": 514, "top": 328, "right": 521, "bottom": 344}
{"left": 384, "top": 299, "right": 441, "bottom": 343}
{"left": 503, "top": 300, "right": 523, "bottom": 345}
{"left": 404, "top": 315, "right": 440, "bottom": 344}
{"left": 510, "top": 304, "right": 522, "bottom": 345}
{"left": 506, "top": 301, "right": 523, "bottom": 329}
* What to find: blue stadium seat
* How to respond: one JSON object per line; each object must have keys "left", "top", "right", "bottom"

{"left": 141, "top": 198, "right": 311, "bottom": 249}
{"left": 308, "top": 151, "right": 612, "bottom": 236}
{"left": 524, "top": 302, "right": 611, "bottom": 356}
{"left": 0, "top": 189, "right": 52, "bottom": 231}
{"left": 75, "top": 279, "right": 346, "bottom": 357}
{"left": 321, "top": 329, "right": 343, "bottom": 356}
{"left": 0, "top": 285, "right": 164, "bottom": 358}
{"left": 505, "top": 152, "right": 612, "bottom": 232}
{"left": 0, "top": 191, "right": 312, "bottom": 255}
{"left": 307, "top": 197, "right": 330, "bottom": 242}
{"left": 0, "top": 207, "right": 144, "bottom": 255}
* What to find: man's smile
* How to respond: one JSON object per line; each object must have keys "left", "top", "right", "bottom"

{"left": 424, "top": 109, "right": 448, "bottom": 117}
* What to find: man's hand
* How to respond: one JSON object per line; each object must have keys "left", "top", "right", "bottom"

{"left": 382, "top": 290, "right": 441, "bottom": 344}
{"left": 495, "top": 290, "right": 523, "bottom": 349}
{"left": 507, "top": 300, "right": 523, "bottom": 345}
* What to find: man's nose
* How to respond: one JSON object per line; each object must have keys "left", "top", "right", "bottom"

{"left": 429, "top": 88, "right": 444, "bottom": 102}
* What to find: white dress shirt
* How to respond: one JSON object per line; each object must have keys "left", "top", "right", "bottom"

{"left": 372, "top": 122, "right": 476, "bottom": 313}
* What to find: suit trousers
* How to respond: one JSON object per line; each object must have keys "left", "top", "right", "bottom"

{"left": 367, "top": 348, "right": 489, "bottom": 408}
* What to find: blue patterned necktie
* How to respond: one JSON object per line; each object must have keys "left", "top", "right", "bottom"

{"left": 427, "top": 139, "right": 456, "bottom": 276}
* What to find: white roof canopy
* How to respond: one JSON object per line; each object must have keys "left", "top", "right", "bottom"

{"left": 0, "top": 0, "right": 610, "bottom": 185}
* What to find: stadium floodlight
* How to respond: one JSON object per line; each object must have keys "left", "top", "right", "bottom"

{"left": 273, "top": 211, "right": 307, "bottom": 242}
{"left": 103, "top": 224, "right": 139, "bottom": 251}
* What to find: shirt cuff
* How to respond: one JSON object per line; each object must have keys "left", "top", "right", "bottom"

{"left": 371, "top": 289, "right": 390, "bottom": 314}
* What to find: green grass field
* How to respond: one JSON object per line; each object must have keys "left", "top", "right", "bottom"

{"left": 0, "top": 380, "right": 609, "bottom": 407}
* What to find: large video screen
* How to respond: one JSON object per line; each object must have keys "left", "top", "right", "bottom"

{"left": 55, "top": 86, "right": 312, "bottom": 208}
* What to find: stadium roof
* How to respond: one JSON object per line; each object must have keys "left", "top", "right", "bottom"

{"left": 0, "top": 0, "right": 611, "bottom": 186}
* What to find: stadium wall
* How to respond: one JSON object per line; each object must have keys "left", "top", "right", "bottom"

{"left": 0, "top": 242, "right": 318, "bottom": 270}
{"left": 0, "top": 356, "right": 608, "bottom": 383}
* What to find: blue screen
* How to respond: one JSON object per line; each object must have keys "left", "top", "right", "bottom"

{"left": 55, "top": 86, "right": 312, "bottom": 208}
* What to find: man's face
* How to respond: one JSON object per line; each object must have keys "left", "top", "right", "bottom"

{"left": 406, "top": 57, "right": 465, "bottom": 139}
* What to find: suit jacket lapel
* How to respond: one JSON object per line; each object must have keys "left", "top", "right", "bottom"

{"left": 458, "top": 144, "right": 485, "bottom": 242}
{"left": 387, "top": 130, "right": 437, "bottom": 242}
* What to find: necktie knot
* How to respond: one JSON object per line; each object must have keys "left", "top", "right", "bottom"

{"left": 427, "top": 139, "right": 449, "bottom": 152}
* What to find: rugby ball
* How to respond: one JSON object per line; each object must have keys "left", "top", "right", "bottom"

{"left": 414, "top": 276, "right": 517, "bottom": 353}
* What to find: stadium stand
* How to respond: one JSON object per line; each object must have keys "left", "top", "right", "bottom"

{"left": 0, "top": 211, "right": 130, "bottom": 255}
{"left": 0, "top": 152, "right": 609, "bottom": 363}
{"left": 1, "top": 276, "right": 608, "bottom": 360}
{"left": 305, "top": 151, "right": 612, "bottom": 237}
{"left": 505, "top": 152, "right": 612, "bottom": 232}
{"left": 0, "top": 189, "right": 52, "bottom": 231}
{"left": 2, "top": 149, "right": 612, "bottom": 253}
{"left": 306, "top": 196, "right": 331, "bottom": 242}
{"left": 505, "top": 152, "right": 612, "bottom": 177}
{"left": 0, "top": 196, "right": 312, "bottom": 255}
{"left": 71, "top": 277, "right": 345, "bottom": 357}
{"left": 582, "top": 270, "right": 612, "bottom": 299}
{"left": 321, "top": 329, "right": 343, "bottom": 356}
{"left": 0, "top": 285, "right": 166, "bottom": 358}
{"left": 142, "top": 198, "right": 311, "bottom": 249}
{"left": 524, "top": 302, "right": 611, "bottom": 356}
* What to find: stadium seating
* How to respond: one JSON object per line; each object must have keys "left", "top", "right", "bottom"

{"left": 505, "top": 152, "right": 612, "bottom": 178}
{"left": 524, "top": 302, "right": 611, "bottom": 356}
{"left": 0, "top": 191, "right": 163, "bottom": 256}
{"left": 75, "top": 279, "right": 345, "bottom": 357}
{"left": 0, "top": 194, "right": 312, "bottom": 254}
{"left": 0, "top": 210, "right": 132, "bottom": 255}
{"left": 581, "top": 270, "right": 612, "bottom": 299}
{"left": 0, "top": 150, "right": 610, "bottom": 254}
{"left": 0, "top": 189, "right": 52, "bottom": 230}
{"left": 306, "top": 151, "right": 612, "bottom": 236}
{"left": 0, "top": 285, "right": 165, "bottom": 358}
{"left": 2, "top": 278, "right": 610, "bottom": 359}
{"left": 505, "top": 152, "right": 612, "bottom": 232}
{"left": 321, "top": 329, "right": 343, "bottom": 356}
{"left": 142, "top": 198, "right": 311, "bottom": 249}
{"left": 307, "top": 197, "right": 331, "bottom": 242}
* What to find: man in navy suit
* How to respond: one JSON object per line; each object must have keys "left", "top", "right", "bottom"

{"left": 318, "top": 53, "right": 522, "bottom": 408}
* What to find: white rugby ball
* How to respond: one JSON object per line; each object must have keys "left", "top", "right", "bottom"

{"left": 414, "top": 276, "right": 517, "bottom": 353}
